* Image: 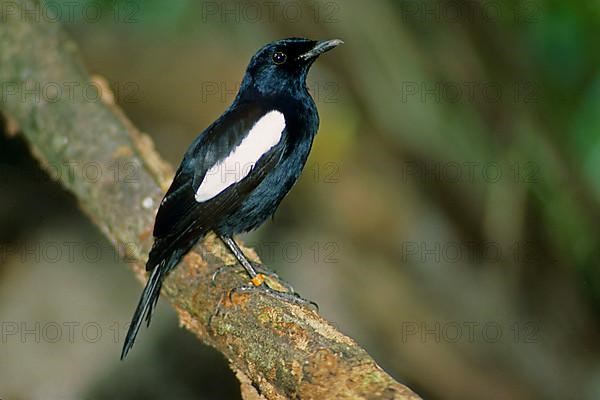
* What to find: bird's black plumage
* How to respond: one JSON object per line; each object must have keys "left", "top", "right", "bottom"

{"left": 121, "top": 37, "right": 342, "bottom": 359}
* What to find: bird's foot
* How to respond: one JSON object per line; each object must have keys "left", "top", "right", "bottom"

{"left": 211, "top": 263, "right": 317, "bottom": 310}
{"left": 210, "top": 281, "right": 317, "bottom": 325}
{"left": 229, "top": 282, "right": 319, "bottom": 310}
{"left": 211, "top": 262, "right": 294, "bottom": 294}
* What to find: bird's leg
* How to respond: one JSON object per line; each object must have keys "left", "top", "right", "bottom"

{"left": 218, "top": 235, "right": 264, "bottom": 285}
{"left": 216, "top": 234, "right": 291, "bottom": 290}
{"left": 216, "top": 235, "right": 316, "bottom": 309}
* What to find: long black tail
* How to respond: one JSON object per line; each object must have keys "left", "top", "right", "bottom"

{"left": 120, "top": 260, "right": 165, "bottom": 360}
{"left": 121, "top": 225, "right": 203, "bottom": 359}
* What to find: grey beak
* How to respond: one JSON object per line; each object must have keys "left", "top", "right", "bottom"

{"left": 298, "top": 39, "right": 344, "bottom": 60}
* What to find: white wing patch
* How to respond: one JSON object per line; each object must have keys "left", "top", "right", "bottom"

{"left": 194, "top": 110, "right": 285, "bottom": 203}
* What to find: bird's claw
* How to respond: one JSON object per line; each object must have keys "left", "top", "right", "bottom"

{"left": 211, "top": 262, "right": 294, "bottom": 293}
{"left": 211, "top": 262, "right": 316, "bottom": 310}
{"left": 211, "top": 264, "right": 233, "bottom": 285}
{"left": 229, "top": 282, "right": 319, "bottom": 311}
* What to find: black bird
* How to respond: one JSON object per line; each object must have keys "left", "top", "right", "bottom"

{"left": 121, "top": 38, "right": 343, "bottom": 359}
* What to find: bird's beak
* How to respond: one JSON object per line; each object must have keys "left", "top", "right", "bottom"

{"left": 298, "top": 39, "right": 344, "bottom": 61}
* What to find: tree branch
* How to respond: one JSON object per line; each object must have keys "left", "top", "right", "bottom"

{"left": 0, "top": 3, "right": 420, "bottom": 399}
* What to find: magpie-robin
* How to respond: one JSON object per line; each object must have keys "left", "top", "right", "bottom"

{"left": 121, "top": 38, "right": 343, "bottom": 359}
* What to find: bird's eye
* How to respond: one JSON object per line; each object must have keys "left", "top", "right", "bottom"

{"left": 272, "top": 51, "right": 287, "bottom": 65}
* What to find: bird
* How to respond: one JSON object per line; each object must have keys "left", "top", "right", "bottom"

{"left": 121, "top": 38, "right": 343, "bottom": 359}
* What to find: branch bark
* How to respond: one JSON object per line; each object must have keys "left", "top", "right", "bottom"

{"left": 0, "top": 3, "right": 421, "bottom": 399}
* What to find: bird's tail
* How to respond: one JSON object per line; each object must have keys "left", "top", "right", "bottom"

{"left": 120, "top": 260, "right": 165, "bottom": 360}
{"left": 121, "top": 230, "right": 200, "bottom": 360}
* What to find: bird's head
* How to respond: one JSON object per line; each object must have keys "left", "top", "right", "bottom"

{"left": 238, "top": 37, "right": 343, "bottom": 99}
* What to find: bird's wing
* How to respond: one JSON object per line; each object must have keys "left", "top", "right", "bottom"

{"left": 151, "top": 102, "right": 285, "bottom": 244}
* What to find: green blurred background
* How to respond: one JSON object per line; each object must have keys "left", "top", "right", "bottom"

{"left": 1, "top": 0, "right": 599, "bottom": 399}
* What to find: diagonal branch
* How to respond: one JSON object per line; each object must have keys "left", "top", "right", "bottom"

{"left": 0, "top": 3, "right": 420, "bottom": 399}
